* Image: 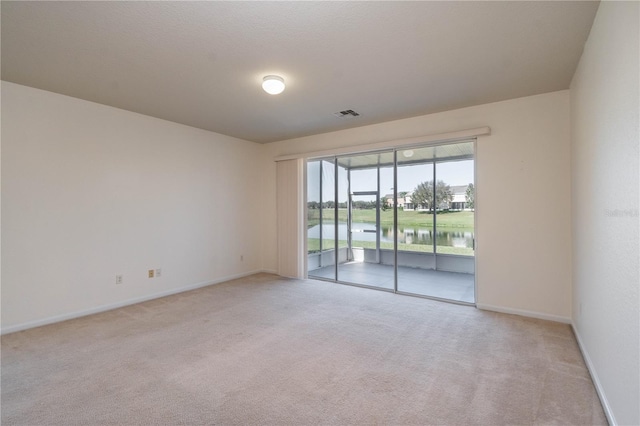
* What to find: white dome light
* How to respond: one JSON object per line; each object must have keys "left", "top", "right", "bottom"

{"left": 262, "top": 75, "right": 285, "bottom": 95}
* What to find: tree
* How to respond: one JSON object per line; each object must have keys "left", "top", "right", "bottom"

{"left": 465, "top": 183, "right": 475, "bottom": 210}
{"left": 412, "top": 180, "right": 453, "bottom": 211}
{"left": 435, "top": 180, "right": 453, "bottom": 210}
{"left": 411, "top": 181, "right": 434, "bottom": 210}
{"left": 381, "top": 197, "right": 391, "bottom": 211}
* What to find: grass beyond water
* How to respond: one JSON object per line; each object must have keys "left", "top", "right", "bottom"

{"left": 307, "top": 209, "right": 474, "bottom": 256}
{"left": 308, "top": 208, "right": 473, "bottom": 229}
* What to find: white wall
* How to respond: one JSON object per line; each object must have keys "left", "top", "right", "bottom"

{"left": 1, "top": 81, "right": 264, "bottom": 332}
{"left": 276, "top": 159, "right": 305, "bottom": 278}
{"left": 570, "top": 2, "right": 640, "bottom": 425}
{"left": 263, "top": 90, "right": 572, "bottom": 322}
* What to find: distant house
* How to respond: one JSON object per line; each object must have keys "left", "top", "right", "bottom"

{"left": 384, "top": 194, "right": 408, "bottom": 209}
{"left": 386, "top": 193, "right": 415, "bottom": 211}
{"left": 449, "top": 185, "right": 470, "bottom": 211}
{"left": 389, "top": 185, "right": 472, "bottom": 211}
{"left": 404, "top": 193, "right": 415, "bottom": 211}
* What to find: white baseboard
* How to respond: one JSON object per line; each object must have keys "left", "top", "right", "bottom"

{"left": 572, "top": 325, "right": 617, "bottom": 426}
{"left": 477, "top": 304, "right": 619, "bottom": 423}
{"left": 1, "top": 270, "right": 264, "bottom": 335}
{"left": 476, "top": 303, "right": 571, "bottom": 324}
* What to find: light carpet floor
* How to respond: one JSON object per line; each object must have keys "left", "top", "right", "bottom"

{"left": 1, "top": 273, "right": 606, "bottom": 425}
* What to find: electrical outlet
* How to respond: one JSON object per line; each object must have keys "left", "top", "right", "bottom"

{"left": 240, "top": 255, "right": 244, "bottom": 262}
{"left": 155, "top": 268, "right": 162, "bottom": 277}
{"left": 116, "top": 275, "right": 123, "bottom": 285}
{"left": 148, "top": 269, "right": 154, "bottom": 278}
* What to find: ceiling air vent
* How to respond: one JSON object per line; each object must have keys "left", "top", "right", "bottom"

{"left": 333, "top": 109, "right": 360, "bottom": 118}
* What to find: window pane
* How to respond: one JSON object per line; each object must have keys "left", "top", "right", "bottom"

{"left": 307, "top": 160, "right": 321, "bottom": 255}
{"left": 396, "top": 161, "right": 435, "bottom": 254}
{"left": 321, "top": 160, "right": 336, "bottom": 256}
{"left": 434, "top": 159, "right": 475, "bottom": 256}
{"left": 337, "top": 165, "right": 349, "bottom": 249}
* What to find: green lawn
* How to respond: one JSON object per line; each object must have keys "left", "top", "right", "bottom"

{"left": 308, "top": 208, "right": 473, "bottom": 229}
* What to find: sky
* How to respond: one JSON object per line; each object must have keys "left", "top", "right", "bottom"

{"left": 308, "top": 159, "right": 474, "bottom": 202}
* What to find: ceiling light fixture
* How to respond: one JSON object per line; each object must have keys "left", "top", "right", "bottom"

{"left": 262, "top": 75, "right": 285, "bottom": 95}
{"left": 403, "top": 150, "right": 414, "bottom": 158}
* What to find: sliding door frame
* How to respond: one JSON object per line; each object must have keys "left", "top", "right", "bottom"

{"left": 306, "top": 139, "right": 477, "bottom": 306}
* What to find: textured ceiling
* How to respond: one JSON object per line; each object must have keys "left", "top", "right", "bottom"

{"left": 1, "top": 1, "right": 599, "bottom": 143}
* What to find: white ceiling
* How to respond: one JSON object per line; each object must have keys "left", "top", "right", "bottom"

{"left": 1, "top": 1, "right": 599, "bottom": 144}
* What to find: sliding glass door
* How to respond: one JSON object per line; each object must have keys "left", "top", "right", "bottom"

{"left": 395, "top": 144, "right": 475, "bottom": 302}
{"left": 336, "top": 151, "right": 394, "bottom": 289}
{"left": 395, "top": 149, "right": 436, "bottom": 294}
{"left": 307, "top": 159, "right": 337, "bottom": 280}
{"left": 306, "top": 140, "right": 475, "bottom": 304}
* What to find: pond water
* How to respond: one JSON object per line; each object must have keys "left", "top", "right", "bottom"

{"left": 307, "top": 222, "right": 474, "bottom": 249}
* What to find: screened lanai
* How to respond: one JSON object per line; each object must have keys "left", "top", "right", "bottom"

{"left": 306, "top": 140, "right": 476, "bottom": 304}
